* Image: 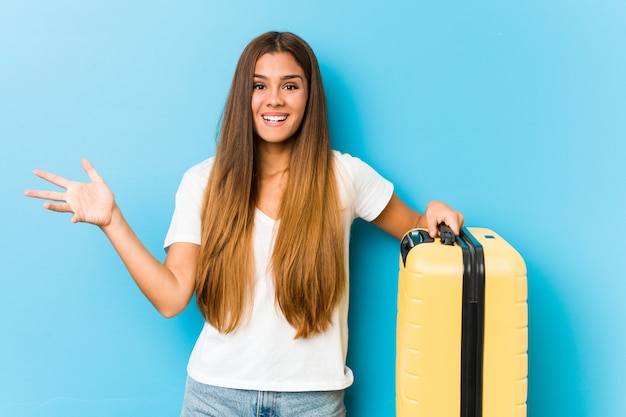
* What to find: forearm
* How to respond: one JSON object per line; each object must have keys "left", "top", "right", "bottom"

{"left": 100, "top": 205, "right": 193, "bottom": 317}
{"left": 372, "top": 195, "right": 464, "bottom": 240}
{"left": 371, "top": 194, "right": 423, "bottom": 240}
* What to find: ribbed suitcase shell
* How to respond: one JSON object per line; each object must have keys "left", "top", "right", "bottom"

{"left": 396, "top": 227, "right": 527, "bottom": 417}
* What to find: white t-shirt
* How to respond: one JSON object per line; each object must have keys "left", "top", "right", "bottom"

{"left": 164, "top": 151, "right": 394, "bottom": 392}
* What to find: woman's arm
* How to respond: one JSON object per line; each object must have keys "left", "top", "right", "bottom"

{"left": 24, "top": 159, "right": 197, "bottom": 317}
{"left": 371, "top": 193, "right": 464, "bottom": 240}
{"left": 101, "top": 208, "right": 198, "bottom": 317}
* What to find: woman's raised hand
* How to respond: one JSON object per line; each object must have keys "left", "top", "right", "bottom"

{"left": 25, "top": 159, "right": 116, "bottom": 226}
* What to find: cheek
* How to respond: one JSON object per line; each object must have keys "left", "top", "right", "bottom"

{"left": 294, "top": 96, "right": 308, "bottom": 117}
{"left": 251, "top": 95, "right": 262, "bottom": 112}
{"left": 251, "top": 116, "right": 261, "bottom": 133}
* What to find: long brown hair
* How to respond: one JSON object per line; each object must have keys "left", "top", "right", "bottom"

{"left": 195, "top": 32, "right": 345, "bottom": 338}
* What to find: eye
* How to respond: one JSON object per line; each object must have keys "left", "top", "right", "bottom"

{"left": 283, "top": 84, "right": 299, "bottom": 91}
{"left": 253, "top": 83, "right": 265, "bottom": 90}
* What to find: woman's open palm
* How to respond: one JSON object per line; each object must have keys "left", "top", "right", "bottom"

{"left": 25, "top": 159, "right": 116, "bottom": 226}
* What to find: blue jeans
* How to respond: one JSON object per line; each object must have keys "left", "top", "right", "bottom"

{"left": 180, "top": 376, "right": 347, "bottom": 417}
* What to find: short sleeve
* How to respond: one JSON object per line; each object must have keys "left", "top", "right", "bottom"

{"left": 163, "top": 158, "right": 214, "bottom": 251}
{"left": 333, "top": 151, "right": 394, "bottom": 222}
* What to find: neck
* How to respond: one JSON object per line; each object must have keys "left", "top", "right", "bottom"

{"left": 255, "top": 141, "right": 293, "bottom": 220}
{"left": 257, "top": 140, "right": 293, "bottom": 178}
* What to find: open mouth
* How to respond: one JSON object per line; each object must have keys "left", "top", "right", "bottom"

{"left": 262, "top": 115, "right": 288, "bottom": 123}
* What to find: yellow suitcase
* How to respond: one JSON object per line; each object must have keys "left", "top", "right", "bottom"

{"left": 396, "top": 227, "right": 527, "bottom": 417}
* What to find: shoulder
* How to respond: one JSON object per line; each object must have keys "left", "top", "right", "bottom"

{"left": 331, "top": 150, "right": 394, "bottom": 221}
{"left": 183, "top": 157, "right": 215, "bottom": 179}
{"left": 172, "top": 157, "right": 215, "bottom": 200}
{"left": 178, "top": 157, "right": 215, "bottom": 187}
{"left": 332, "top": 150, "right": 361, "bottom": 168}
{"left": 331, "top": 150, "right": 387, "bottom": 183}
{"left": 332, "top": 150, "right": 366, "bottom": 178}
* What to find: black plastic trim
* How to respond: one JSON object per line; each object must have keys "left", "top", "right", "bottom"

{"left": 400, "top": 229, "right": 434, "bottom": 266}
{"left": 458, "top": 228, "right": 486, "bottom": 417}
{"left": 438, "top": 223, "right": 456, "bottom": 246}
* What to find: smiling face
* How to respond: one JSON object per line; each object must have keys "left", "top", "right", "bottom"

{"left": 251, "top": 52, "right": 309, "bottom": 148}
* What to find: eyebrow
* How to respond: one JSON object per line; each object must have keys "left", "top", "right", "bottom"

{"left": 253, "top": 74, "right": 304, "bottom": 81}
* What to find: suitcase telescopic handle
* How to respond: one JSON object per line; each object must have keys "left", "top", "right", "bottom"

{"left": 438, "top": 223, "right": 456, "bottom": 246}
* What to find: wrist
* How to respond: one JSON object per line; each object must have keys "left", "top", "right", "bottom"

{"left": 100, "top": 203, "right": 123, "bottom": 233}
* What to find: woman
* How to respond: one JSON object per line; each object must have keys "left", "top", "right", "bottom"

{"left": 25, "top": 31, "right": 463, "bottom": 416}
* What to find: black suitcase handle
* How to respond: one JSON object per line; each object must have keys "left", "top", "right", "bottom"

{"left": 438, "top": 223, "right": 456, "bottom": 246}
{"left": 400, "top": 223, "right": 456, "bottom": 266}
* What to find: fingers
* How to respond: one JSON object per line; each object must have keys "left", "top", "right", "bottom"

{"left": 81, "top": 159, "right": 103, "bottom": 183}
{"left": 454, "top": 213, "right": 465, "bottom": 234}
{"left": 23, "top": 189, "right": 66, "bottom": 202}
{"left": 427, "top": 215, "right": 440, "bottom": 238}
{"left": 29, "top": 159, "right": 100, "bottom": 188}
{"left": 25, "top": 165, "right": 75, "bottom": 211}
{"left": 23, "top": 188, "right": 72, "bottom": 213}
{"left": 24, "top": 190, "right": 65, "bottom": 206}
{"left": 425, "top": 201, "right": 464, "bottom": 237}
{"left": 43, "top": 202, "right": 73, "bottom": 214}
{"left": 25, "top": 159, "right": 100, "bottom": 201}
{"left": 31, "top": 169, "right": 71, "bottom": 189}
{"left": 442, "top": 217, "right": 462, "bottom": 236}
{"left": 437, "top": 214, "right": 464, "bottom": 236}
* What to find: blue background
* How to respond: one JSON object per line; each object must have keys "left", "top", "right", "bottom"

{"left": 2, "top": 1, "right": 625, "bottom": 416}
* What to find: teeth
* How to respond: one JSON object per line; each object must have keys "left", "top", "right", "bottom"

{"left": 263, "top": 115, "right": 287, "bottom": 122}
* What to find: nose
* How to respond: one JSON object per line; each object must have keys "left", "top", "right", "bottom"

{"left": 267, "top": 87, "right": 284, "bottom": 107}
